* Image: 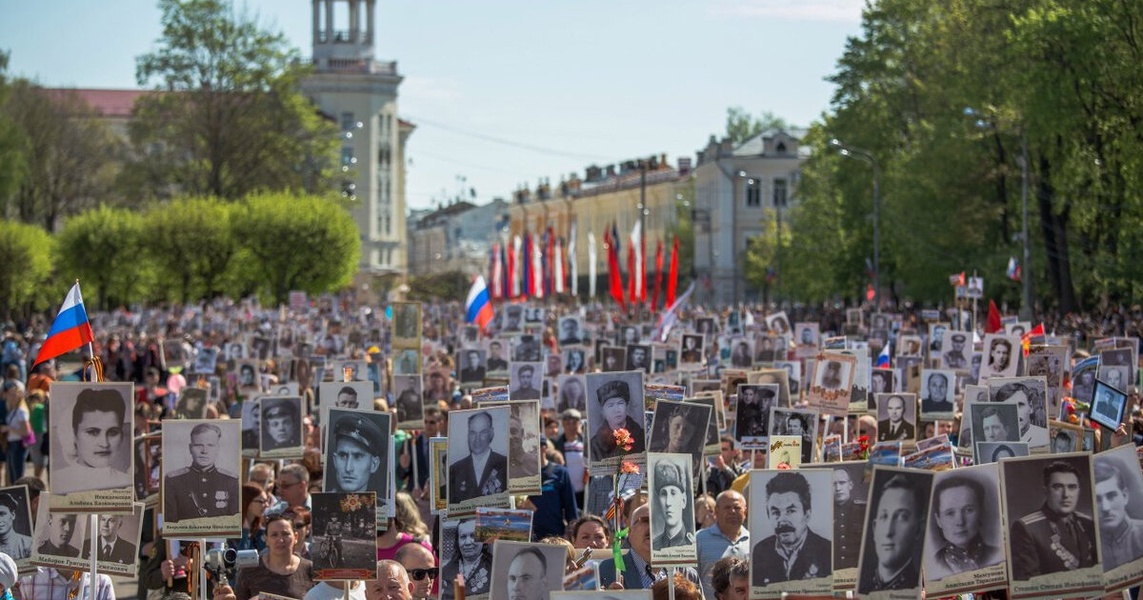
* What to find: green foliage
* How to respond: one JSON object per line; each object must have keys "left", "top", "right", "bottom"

{"left": 725, "top": 107, "right": 792, "bottom": 144}
{"left": 665, "top": 178, "right": 696, "bottom": 290}
{"left": 143, "top": 197, "right": 237, "bottom": 302}
{"left": 55, "top": 206, "right": 153, "bottom": 310}
{"left": 0, "top": 52, "right": 28, "bottom": 208}
{"left": 127, "top": 0, "right": 340, "bottom": 200}
{"left": 233, "top": 193, "right": 360, "bottom": 304}
{"left": 0, "top": 219, "right": 54, "bottom": 321}
{"left": 406, "top": 271, "right": 471, "bottom": 303}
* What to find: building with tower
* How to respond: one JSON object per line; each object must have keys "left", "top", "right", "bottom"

{"left": 301, "top": 0, "right": 412, "bottom": 277}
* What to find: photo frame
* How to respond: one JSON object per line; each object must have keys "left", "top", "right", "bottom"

{"left": 1090, "top": 379, "right": 1127, "bottom": 432}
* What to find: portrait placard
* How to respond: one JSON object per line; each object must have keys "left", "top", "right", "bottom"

{"left": 1048, "top": 419, "right": 1083, "bottom": 454}
{"left": 160, "top": 419, "right": 242, "bottom": 537}
{"left": 1027, "top": 345, "right": 1068, "bottom": 421}
{"left": 48, "top": 382, "right": 135, "bottom": 513}
{"left": 874, "top": 393, "right": 917, "bottom": 444}
{"left": 258, "top": 396, "right": 303, "bottom": 459}
{"left": 30, "top": 493, "right": 89, "bottom": 572}
{"left": 1093, "top": 444, "right": 1143, "bottom": 592}
{"left": 239, "top": 398, "right": 260, "bottom": 457}
{"left": 979, "top": 334, "right": 1020, "bottom": 380}
{"left": 748, "top": 369, "right": 790, "bottom": 409}
{"left": 1090, "top": 379, "right": 1128, "bottom": 432}
{"left": 749, "top": 468, "right": 833, "bottom": 598}
{"left": 987, "top": 377, "right": 1050, "bottom": 451}
{"left": 1072, "top": 355, "right": 1101, "bottom": 405}
{"left": 439, "top": 517, "right": 490, "bottom": 599}
{"left": 585, "top": 371, "right": 646, "bottom": 470}
{"left": 481, "top": 401, "right": 542, "bottom": 495}
{"left": 447, "top": 407, "right": 512, "bottom": 516}
{"left": 310, "top": 492, "right": 378, "bottom": 581}
{"left": 391, "top": 301, "right": 422, "bottom": 346}
{"left": 919, "top": 369, "right": 956, "bottom": 420}
{"left": 970, "top": 402, "right": 1020, "bottom": 451}
{"left": 647, "top": 452, "right": 697, "bottom": 566}
{"left": 975, "top": 442, "right": 1029, "bottom": 464}
{"left": 392, "top": 374, "right": 425, "bottom": 430}
{"left": 81, "top": 503, "right": 146, "bottom": 577}
{"left": 647, "top": 399, "right": 711, "bottom": 473}
{"left": 804, "top": 461, "right": 867, "bottom": 589}
{"left": 174, "top": 387, "right": 209, "bottom": 420}
{"left": 855, "top": 466, "right": 934, "bottom": 599}
{"left": 324, "top": 408, "right": 393, "bottom": 522}
{"left": 1000, "top": 453, "right": 1103, "bottom": 600}
{"left": 509, "top": 362, "right": 543, "bottom": 401}
{"left": 685, "top": 395, "right": 722, "bottom": 456}
{"left": 0, "top": 484, "right": 35, "bottom": 571}
{"left": 922, "top": 464, "right": 1007, "bottom": 596}
{"left": 429, "top": 437, "right": 448, "bottom": 514}
{"left": 767, "top": 407, "right": 818, "bottom": 464}
{"left": 806, "top": 352, "right": 855, "bottom": 417}
{"left": 489, "top": 540, "right": 568, "bottom": 600}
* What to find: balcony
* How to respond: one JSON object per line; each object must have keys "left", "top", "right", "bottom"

{"left": 309, "top": 57, "right": 398, "bottom": 76}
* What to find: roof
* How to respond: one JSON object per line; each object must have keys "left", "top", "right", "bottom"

{"left": 41, "top": 88, "right": 152, "bottom": 118}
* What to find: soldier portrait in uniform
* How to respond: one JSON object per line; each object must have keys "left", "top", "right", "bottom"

{"left": 192, "top": 347, "right": 218, "bottom": 375}
{"left": 680, "top": 334, "right": 703, "bottom": 365}
{"left": 922, "top": 465, "right": 1004, "bottom": 586}
{"left": 805, "top": 462, "right": 866, "bottom": 572}
{"left": 876, "top": 393, "right": 917, "bottom": 443}
{"left": 392, "top": 302, "right": 422, "bottom": 340}
{"left": 585, "top": 371, "right": 647, "bottom": 468}
{"left": 558, "top": 317, "right": 584, "bottom": 345}
{"left": 1002, "top": 454, "right": 1099, "bottom": 582}
{"left": 768, "top": 407, "right": 817, "bottom": 464}
{"left": 259, "top": 396, "right": 302, "bottom": 456}
{"left": 489, "top": 541, "right": 567, "bottom": 600}
{"left": 162, "top": 420, "right": 241, "bottom": 535}
{"left": 510, "top": 363, "right": 543, "bottom": 401}
{"left": 393, "top": 374, "right": 424, "bottom": 429}
{"left": 749, "top": 469, "right": 833, "bottom": 594}
{"left": 174, "top": 388, "right": 209, "bottom": 420}
{"left": 32, "top": 505, "right": 84, "bottom": 560}
{"left": 856, "top": 467, "right": 934, "bottom": 596}
{"left": 239, "top": 398, "right": 260, "bottom": 455}
{"left": 600, "top": 347, "right": 626, "bottom": 373}
{"left": 626, "top": 344, "right": 652, "bottom": 373}
{"left": 735, "top": 384, "right": 775, "bottom": 448}
{"left": 459, "top": 349, "right": 487, "bottom": 384}
{"left": 0, "top": 487, "right": 33, "bottom": 563}
{"left": 1093, "top": 444, "right": 1143, "bottom": 576}
{"left": 448, "top": 407, "right": 510, "bottom": 510}
{"left": 324, "top": 409, "right": 391, "bottom": 496}
{"left": 49, "top": 382, "right": 134, "bottom": 496}
{"left": 648, "top": 453, "right": 697, "bottom": 563}
{"left": 648, "top": 400, "right": 711, "bottom": 467}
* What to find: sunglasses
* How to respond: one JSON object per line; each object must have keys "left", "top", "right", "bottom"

{"left": 408, "top": 568, "right": 439, "bottom": 581}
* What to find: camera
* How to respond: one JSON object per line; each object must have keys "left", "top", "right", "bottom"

{"left": 203, "top": 544, "right": 259, "bottom": 586}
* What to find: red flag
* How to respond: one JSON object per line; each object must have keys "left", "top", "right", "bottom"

{"left": 986, "top": 299, "right": 1002, "bottom": 334}
{"left": 666, "top": 235, "right": 679, "bottom": 306}
{"left": 627, "top": 240, "right": 635, "bottom": 306}
{"left": 652, "top": 239, "right": 664, "bottom": 311}
{"left": 507, "top": 238, "right": 517, "bottom": 298}
{"left": 605, "top": 225, "right": 625, "bottom": 309}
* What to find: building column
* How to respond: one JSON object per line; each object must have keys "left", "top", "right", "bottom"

{"left": 312, "top": 0, "right": 320, "bottom": 45}
{"left": 325, "top": 0, "right": 334, "bottom": 42}
{"left": 349, "top": 0, "right": 358, "bottom": 43}
{"left": 365, "top": 0, "right": 375, "bottom": 45}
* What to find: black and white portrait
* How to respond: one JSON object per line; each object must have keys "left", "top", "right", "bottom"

{"left": 174, "top": 387, "right": 209, "bottom": 420}
{"left": 1027, "top": 345, "right": 1068, "bottom": 419}
{"left": 448, "top": 407, "right": 511, "bottom": 513}
{"left": 988, "top": 377, "right": 1050, "bottom": 450}
{"left": 729, "top": 338, "right": 754, "bottom": 369}
{"left": 489, "top": 540, "right": 568, "bottom": 600}
{"left": 734, "top": 383, "right": 777, "bottom": 449}
{"left": 392, "top": 302, "right": 422, "bottom": 341}
{"left": 49, "top": 382, "right": 134, "bottom": 498}
{"left": 751, "top": 369, "right": 791, "bottom": 409}
{"left": 920, "top": 369, "right": 956, "bottom": 419}
{"left": 1000, "top": 453, "right": 1103, "bottom": 597}
{"left": 647, "top": 400, "right": 711, "bottom": 470}
{"left": 558, "top": 317, "right": 584, "bottom": 345}
{"left": 509, "top": 362, "right": 543, "bottom": 401}
{"left": 768, "top": 407, "right": 817, "bottom": 464}
{"left": 319, "top": 380, "right": 373, "bottom": 411}
{"left": 585, "top": 371, "right": 646, "bottom": 468}
{"left": 940, "top": 331, "right": 971, "bottom": 371}
{"left": 600, "top": 346, "right": 626, "bottom": 373}
{"left": 1049, "top": 421, "right": 1082, "bottom": 454}
{"left": 647, "top": 452, "right": 697, "bottom": 565}
{"left": 440, "top": 517, "right": 491, "bottom": 600}
{"left": 875, "top": 393, "right": 917, "bottom": 443}
{"left": 625, "top": 344, "right": 652, "bottom": 373}
{"left": 749, "top": 469, "right": 833, "bottom": 596}
{"left": 804, "top": 461, "right": 867, "bottom": 576}
{"left": 30, "top": 497, "right": 87, "bottom": 568}
{"left": 814, "top": 357, "right": 851, "bottom": 392}
{"left": 512, "top": 335, "right": 542, "bottom": 363}
{"left": 680, "top": 334, "right": 704, "bottom": 365}
{"left": 928, "top": 323, "right": 949, "bottom": 358}
{"left": 192, "top": 347, "right": 218, "bottom": 375}
{"left": 1092, "top": 444, "right": 1143, "bottom": 586}
{"left": 563, "top": 347, "right": 586, "bottom": 375}
{"left": 979, "top": 334, "right": 1020, "bottom": 380}
{"left": 971, "top": 402, "right": 1020, "bottom": 448}
{"left": 524, "top": 306, "right": 544, "bottom": 326}
{"left": 0, "top": 485, "right": 33, "bottom": 566}
{"left": 258, "top": 396, "right": 303, "bottom": 458}
{"left": 489, "top": 400, "right": 541, "bottom": 494}
{"left": 766, "top": 311, "right": 792, "bottom": 339}
{"left": 856, "top": 466, "right": 934, "bottom": 597}
{"left": 393, "top": 374, "right": 425, "bottom": 429}
{"left": 82, "top": 504, "right": 145, "bottom": 577}
{"left": 922, "top": 465, "right": 1006, "bottom": 594}
{"left": 555, "top": 375, "right": 587, "bottom": 414}
{"left": 324, "top": 409, "right": 392, "bottom": 496}
{"left": 393, "top": 348, "right": 420, "bottom": 376}
{"left": 1090, "top": 380, "right": 1128, "bottom": 432}
{"left": 310, "top": 491, "right": 379, "bottom": 580}
{"left": 796, "top": 322, "right": 820, "bottom": 351}
{"left": 161, "top": 419, "right": 242, "bottom": 536}
{"left": 869, "top": 368, "right": 895, "bottom": 398}
{"left": 897, "top": 335, "right": 924, "bottom": 358}
{"left": 774, "top": 361, "right": 802, "bottom": 397}
{"left": 235, "top": 360, "right": 260, "bottom": 394}
{"left": 974, "top": 441, "right": 1029, "bottom": 464}
{"left": 239, "top": 398, "right": 260, "bottom": 455}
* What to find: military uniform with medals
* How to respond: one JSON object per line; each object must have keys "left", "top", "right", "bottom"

{"left": 165, "top": 464, "right": 239, "bottom": 521}
{"left": 1010, "top": 505, "right": 1097, "bottom": 580}
{"left": 834, "top": 497, "right": 866, "bottom": 570}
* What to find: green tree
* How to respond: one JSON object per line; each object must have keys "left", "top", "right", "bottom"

{"left": 55, "top": 206, "right": 153, "bottom": 309}
{"left": 0, "top": 52, "right": 28, "bottom": 208}
{"left": 127, "top": 0, "right": 340, "bottom": 200}
{"left": 143, "top": 197, "right": 237, "bottom": 302}
{"left": 233, "top": 193, "right": 360, "bottom": 304}
{"left": 0, "top": 220, "right": 54, "bottom": 321}
{"left": 725, "top": 107, "right": 792, "bottom": 144}
{"left": 3, "top": 82, "right": 123, "bottom": 231}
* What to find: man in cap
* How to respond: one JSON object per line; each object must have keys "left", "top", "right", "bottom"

{"left": 164, "top": 423, "right": 239, "bottom": 522}
{"left": 326, "top": 414, "right": 385, "bottom": 493}
{"left": 0, "top": 493, "right": 31, "bottom": 560}
{"left": 652, "top": 461, "right": 695, "bottom": 550}
{"left": 589, "top": 380, "right": 646, "bottom": 462}
{"left": 753, "top": 471, "right": 832, "bottom": 585}
{"left": 260, "top": 398, "right": 299, "bottom": 451}
{"left": 942, "top": 333, "right": 968, "bottom": 370}
{"left": 449, "top": 411, "right": 508, "bottom": 503}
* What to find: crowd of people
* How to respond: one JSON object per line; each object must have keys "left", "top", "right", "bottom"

{"left": 0, "top": 292, "right": 1138, "bottom": 600}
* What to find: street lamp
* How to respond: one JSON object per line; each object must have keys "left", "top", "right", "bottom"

{"left": 964, "top": 107, "right": 1032, "bottom": 321}
{"left": 829, "top": 138, "right": 881, "bottom": 312}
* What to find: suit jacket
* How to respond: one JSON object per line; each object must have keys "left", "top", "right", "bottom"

{"left": 752, "top": 530, "right": 832, "bottom": 585}
{"left": 460, "top": 366, "right": 486, "bottom": 382}
{"left": 877, "top": 419, "right": 914, "bottom": 442}
{"left": 599, "top": 552, "right": 645, "bottom": 589}
{"left": 448, "top": 451, "right": 508, "bottom": 502}
{"left": 85, "top": 536, "right": 137, "bottom": 564}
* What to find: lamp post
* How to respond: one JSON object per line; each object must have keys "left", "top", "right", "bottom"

{"left": 965, "top": 107, "right": 1032, "bottom": 321}
{"left": 829, "top": 139, "right": 881, "bottom": 312}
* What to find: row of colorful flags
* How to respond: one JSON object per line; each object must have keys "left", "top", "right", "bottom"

{"left": 486, "top": 223, "right": 681, "bottom": 312}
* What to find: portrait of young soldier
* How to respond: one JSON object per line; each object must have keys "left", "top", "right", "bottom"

{"left": 857, "top": 468, "right": 933, "bottom": 595}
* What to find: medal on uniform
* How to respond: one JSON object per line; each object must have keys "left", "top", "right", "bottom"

{"left": 215, "top": 490, "right": 229, "bottom": 509}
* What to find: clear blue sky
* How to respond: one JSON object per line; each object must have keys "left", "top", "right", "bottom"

{"left": 0, "top": 0, "right": 863, "bottom": 211}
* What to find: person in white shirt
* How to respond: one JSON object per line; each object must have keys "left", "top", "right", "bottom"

{"left": 16, "top": 567, "right": 115, "bottom": 600}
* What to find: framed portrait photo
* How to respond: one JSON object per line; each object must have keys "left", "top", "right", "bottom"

{"left": 48, "top": 382, "right": 135, "bottom": 512}
{"left": 1090, "top": 379, "right": 1128, "bottom": 432}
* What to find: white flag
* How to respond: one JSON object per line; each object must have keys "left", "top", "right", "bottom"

{"left": 588, "top": 230, "right": 597, "bottom": 298}
{"left": 569, "top": 223, "right": 578, "bottom": 297}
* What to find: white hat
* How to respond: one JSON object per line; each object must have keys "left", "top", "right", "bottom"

{"left": 0, "top": 552, "right": 18, "bottom": 590}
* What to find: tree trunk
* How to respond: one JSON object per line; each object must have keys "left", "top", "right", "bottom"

{"left": 1036, "top": 154, "right": 1077, "bottom": 313}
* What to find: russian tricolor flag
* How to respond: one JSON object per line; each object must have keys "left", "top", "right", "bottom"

{"left": 465, "top": 276, "right": 495, "bottom": 333}
{"left": 34, "top": 283, "right": 94, "bottom": 366}
{"left": 874, "top": 343, "right": 891, "bottom": 368}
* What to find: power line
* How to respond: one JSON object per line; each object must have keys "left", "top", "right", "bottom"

{"left": 404, "top": 114, "right": 612, "bottom": 162}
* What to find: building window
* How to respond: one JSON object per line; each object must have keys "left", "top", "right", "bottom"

{"left": 341, "top": 112, "right": 356, "bottom": 131}
{"left": 745, "top": 179, "right": 761, "bottom": 207}
{"left": 773, "top": 178, "right": 788, "bottom": 208}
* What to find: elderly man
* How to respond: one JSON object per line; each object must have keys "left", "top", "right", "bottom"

{"left": 448, "top": 411, "right": 508, "bottom": 503}
{"left": 877, "top": 395, "right": 915, "bottom": 442}
{"left": 367, "top": 559, "right": 413, "bottom": 600}
{"left": 696, "top": 491, "right": 750, "bottom": 599}
{"left": 752, "top": 472, "right": 832, "bottom": 585}
{"left": 927, "top": 475, "right": 1002, "bottom": 579}
{"left": 1010, "top": 461, "right": 1098, "bottom": 580}
{"left": 1094, "top": 460, "right": 1143, "bottom": 572}
{"left": 598, "top": 504, "right": 699, "bottom": 589}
